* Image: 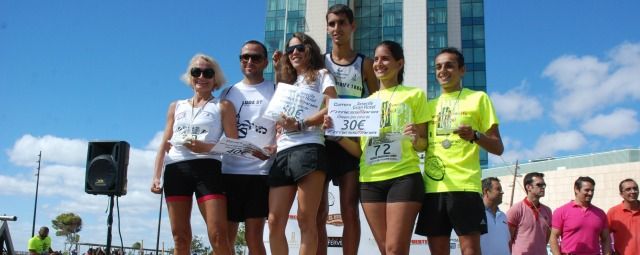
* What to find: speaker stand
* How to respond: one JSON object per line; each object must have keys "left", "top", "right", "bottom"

{"left": 106, "top": 195, "right": 115, "bottom": 255}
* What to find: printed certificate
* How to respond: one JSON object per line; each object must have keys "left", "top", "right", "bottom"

{"left": 325, "top": 98, "right": 382, "bottom": 137}
{"left": 263, "top": 83, "right": 324, "bottom": 121}
{"left": 211, "top": 137, "right": 270, "bottom": 160}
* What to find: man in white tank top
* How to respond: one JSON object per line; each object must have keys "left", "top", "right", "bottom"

{"left": 317, "top": 4, "right": 379, "bottom": 255}
{"left": 220, "top": 40, "right": 275, "bottom": 255}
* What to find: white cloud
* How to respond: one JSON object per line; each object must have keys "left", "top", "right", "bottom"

{"left": 491, "top": 82, "right": 543, "bottom": 122}
{"left": 543, "top": 55, "right": 609, "bottom": 92}
{"left": 533, "top": 131, "right": 587, "bottom": 157}
{"left": 489, "top": 135, "right": 536, "bottom": 166}
{"left": 0, "top": 134, "right": 177, "bottom": 251}
{"left": 490, "top": 131, "right": 587, "bottom": 164}
{"left": 37, "top": 165, "right": 86, "bottom": 197}
{"left": 7, "top": 134, "right": 87, "bottom": 167}
{"left": 609, "top": 41, "right": 640, "bottom": 66}
{"left": 145, "top": 131, "right": 164, "bottom": 151}
{"left": 488, "top": 136, "right": 523, "bottom": 166}
{"left": 542, "top": 41, "right": 640, "bottom": 126}
{"left": 127, "top": 148, "right": 157, "bottom": 180}
{"left": 0, "top": 134, "right": 208, "bottom": 252}
{"left": 0, "top": 175, "right": 34, "bottom": 195}
{"left": 581, "top": 108, "right": 640, "bottom": 139}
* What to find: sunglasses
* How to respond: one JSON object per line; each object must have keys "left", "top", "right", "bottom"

{"left": 190, "top": 68, "right": 215, "bottom": 79}
{"left": 239, "top": 54, "right": 265, "bottom": 63}
{"left": 285, "top": 44, "right": 306, "bottom": 54}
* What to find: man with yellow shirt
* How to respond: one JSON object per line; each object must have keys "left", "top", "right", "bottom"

{"left": 28, "top": 227, "right": 54, "bottom": 255}
{"left": 415, "top": 47, "right": 504, "bottom": 255}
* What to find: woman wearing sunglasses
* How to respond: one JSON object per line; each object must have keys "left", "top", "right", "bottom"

{"left": 151, "top": 53, "right": 238, "bottom": 255}
{"left": 324, "top": 41, "right": 429, "bottom": 254}
{"left": 268, "top": 32, "right": 338, "bottom": 255}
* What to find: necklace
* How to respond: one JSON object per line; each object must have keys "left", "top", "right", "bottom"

{"left": 189, "top": 95, "right": 213, "bottom": 135}
{"left": 380, "top": 85, "right": 399, "bottom": 108}
{"left": 438, "top": 88, "right": 462, "bottom": 149}
{"left": 377, "top": 85, "right": 400, "bottom": 133}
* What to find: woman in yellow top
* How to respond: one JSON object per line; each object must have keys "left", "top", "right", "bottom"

{"left": 326, "top": 40, "right": 430, "bottom": 255}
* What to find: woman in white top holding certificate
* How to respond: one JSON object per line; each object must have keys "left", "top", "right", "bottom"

{"left": 325, "top": 41, "right": 430, "bottom": 255}
{"left": 150, "top": 53, "right": 238, "bottom": 255}
{"left": 268, "top": 32, "right": 338, "bottom": 255}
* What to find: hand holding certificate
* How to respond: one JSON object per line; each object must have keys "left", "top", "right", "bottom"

{"left": 263, "top": 83, "right": 324, "bottom": 122}
{"left": 325, "top": 98, "right": 382, "bottom": 137}
{"left": 211, "top": 137, "right": 271, "bottom": 160}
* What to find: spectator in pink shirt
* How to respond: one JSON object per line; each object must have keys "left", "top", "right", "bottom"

{"left": 507, "top": 172, "right": 552, "bottom": 255}
{"left": 549, "top": 176, "right": 611, "bottom": 255}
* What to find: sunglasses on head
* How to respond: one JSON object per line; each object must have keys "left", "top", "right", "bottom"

{"left": 190, "top": 67, "right": 215, "bottom": 79}
{"left": 239, "top": 53, "right": 265, "bottom": 63}
{"left": 285, "top": 44, "right": 306, "bottom": 54}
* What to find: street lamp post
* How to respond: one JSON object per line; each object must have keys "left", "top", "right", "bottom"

{"left": 31, "top": 151, "right": 42, "bottom": 237}
{"left": 509, "top": 160, "right": 520, "bottom": 208}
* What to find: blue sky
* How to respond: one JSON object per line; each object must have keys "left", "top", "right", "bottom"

{"left": 1, "top": 0, "right": 639, "bottom": 252}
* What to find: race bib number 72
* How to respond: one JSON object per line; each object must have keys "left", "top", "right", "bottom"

{"left": 365, "top": 134, "right": 401, "bottom": 165}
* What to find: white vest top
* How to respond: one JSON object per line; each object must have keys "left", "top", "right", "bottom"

{"left": 220, "top": 80, "right": 277, "bottom": 175}
{"left": 165, "top": 98, "right": 223, "bottom": 164}
{"left": 277, "top": 69, "right": 335, "bottom": 151}
{"left": 324, "top": 53, "right": 368, "bottom": 98}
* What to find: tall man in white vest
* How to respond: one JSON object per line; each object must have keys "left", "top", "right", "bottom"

{"left": 316, "top": 4, "right": 378, "bottom": 255}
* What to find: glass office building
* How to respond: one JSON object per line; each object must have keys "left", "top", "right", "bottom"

{"left": 264, "top": 0, "right": 488, "bottom": 166}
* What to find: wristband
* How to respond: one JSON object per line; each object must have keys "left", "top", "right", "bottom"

{"left": 298, "top": 120, "right": 306, "bottom": 131}
{"left": 471, "top": 130, "right": 480, "bottom": 143}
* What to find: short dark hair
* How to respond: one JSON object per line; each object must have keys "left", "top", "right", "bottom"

{"left": 243, "top": 40, "right": 268, "bottom": 58}
{"left": 375, "top": 40, "right": 404, "bottom": 84}
{"left": 326, "top": 4, "right": 354, "bottom": 24}
{"left": 38, "top": 226, "right": 49, "bottom": 236}
{"left": 619, "top": 178, "right": 637, "bottom": 193}
{"left": 482, "top": 177, "right": 500, "bottom": 193}
{"left": 574, "top": 176, "right": 595, "bottom": 190}
{"left": 523, "top": 172, "right": 545, "bottom": 188}
{"left": 435, "top": 47, "right": 465, "bottom": 68}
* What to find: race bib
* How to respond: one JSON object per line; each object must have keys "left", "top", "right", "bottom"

{"left": 365, "top": 133, "right": 402, "bottom": 165}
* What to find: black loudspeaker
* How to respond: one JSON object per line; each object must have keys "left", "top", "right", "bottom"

{"left": 85, "top": 141, "right": 129, "bottom": 196}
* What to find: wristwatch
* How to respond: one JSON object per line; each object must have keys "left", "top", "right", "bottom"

{"left": 471, "top": 130, "right": 481, "bottom": 143}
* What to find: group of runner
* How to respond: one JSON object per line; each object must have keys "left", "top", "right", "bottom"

{"left": 151, "top": 4, "right": 504, "bottom": 255}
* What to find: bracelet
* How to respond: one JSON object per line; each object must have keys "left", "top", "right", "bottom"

{"left": 471, "top": 130, "right": 480, "bottom": 143}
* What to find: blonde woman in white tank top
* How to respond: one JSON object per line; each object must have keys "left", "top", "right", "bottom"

{"left": 151, "top": 54, "right": 238, "bottom": 255}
